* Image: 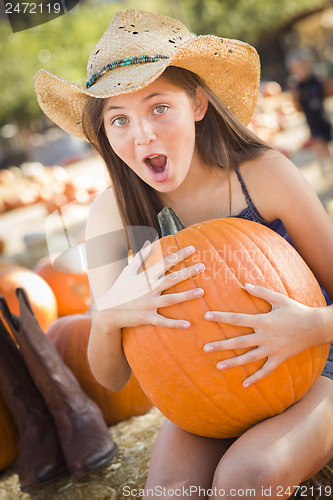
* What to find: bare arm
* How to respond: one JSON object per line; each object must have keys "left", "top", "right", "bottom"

{"left": 86, "top": 187, "right": 132, "bottom": 391}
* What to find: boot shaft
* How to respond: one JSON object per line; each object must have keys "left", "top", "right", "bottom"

{"left": 0, "top": 317, "right": 52, "bottom": 427}
{"left": 0, "top": 288, "right": 118, "bottom": 478}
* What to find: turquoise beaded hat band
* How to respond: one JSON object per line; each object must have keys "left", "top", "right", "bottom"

{"left": 86, "top": 55, "right": 169, "bottom": 89}
{"left": 33, "top": 9, "right": 260, "bottom": 141}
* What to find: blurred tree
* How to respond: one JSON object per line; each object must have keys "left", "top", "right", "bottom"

{"left": 0, "top": 0, "right": 126, "bottom": 127}
{"left": 180, "top": 0, "right": 332, "bottom": 40}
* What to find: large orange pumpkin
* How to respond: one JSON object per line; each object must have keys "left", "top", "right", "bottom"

{"left": 33, "top": 255, "right": 90, "bottom": 316}
{"left": 46, "top": 314, "right": 153, "bottom": 425}
{"left": 122, "top": 209, "right": 330, "bottom": 438}
{"left": 0, "top": 395, "right": 18, "bottom": 472}
{"left": 0, "top": 266, "right": 58, "bottom": 332}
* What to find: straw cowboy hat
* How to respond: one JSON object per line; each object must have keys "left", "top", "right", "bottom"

{"left": 33, "top": 9, "right": 261, "bottom": 141}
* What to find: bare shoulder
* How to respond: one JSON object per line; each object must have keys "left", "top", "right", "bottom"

{"left": 85, "top": 185, "right": 129, "bottom": 300}
{"left": 240, "top": 149, "right": 304, "bottom": 189}
{"left": 239, "top": 149, "right": 314, "bottom": 222}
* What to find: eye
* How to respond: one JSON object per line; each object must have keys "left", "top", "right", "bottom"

{"left": 112, "top": 116, "right": 129, "bottom": 127}
{"left": 153, "top": 105, "right": 168, "bottom": 115}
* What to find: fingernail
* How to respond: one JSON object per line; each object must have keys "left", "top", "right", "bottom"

{"left": 194, "top": 288, "right": 204, "bottom": 297}
{"left": 182, "top": 322, "right": 191, "bottom": 329}
{"left": 185, "top": 246, "right": 195, "bottom": 253}
{"left": 243, "top": 382, "right": 250, "bottom": 388}
{"left": 217, "top": 363, "right": 227, "bottom": 370}
{"left": 204, "top": 345, "right": 213, "bottom": 352}
{"left": 245, "top": 283, "right": 255, "bottom": 289}
{"left": 205, "top": 312, "right": 213, "bottom": 320}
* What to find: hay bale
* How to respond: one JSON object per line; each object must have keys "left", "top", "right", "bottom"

{"left": 0, "top": 408, "right": 332, "bottom": 499}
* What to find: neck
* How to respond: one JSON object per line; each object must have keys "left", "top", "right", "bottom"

{"left": 158, "top": 150, "right": 224, "bottom": 209}
{"left": 157, "top": 152, "right": 229, "bottom": 227}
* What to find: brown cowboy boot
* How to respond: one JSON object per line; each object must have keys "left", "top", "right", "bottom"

{"left": 0, "top": 315, "right": 66, "bottom": 491}
{"left": 0, "top": 288, "right": 118, "bottom": 478}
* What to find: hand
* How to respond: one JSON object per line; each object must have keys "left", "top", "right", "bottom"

{"left": 93, "top": 241, "right": 205, "bottom": 330}
{"left": 203, "top": 283, "right": 325, "bottom": 387}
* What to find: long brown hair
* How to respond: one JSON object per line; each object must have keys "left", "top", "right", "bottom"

{"left": 82, "top": 66, "right": 271, "bottom": 251}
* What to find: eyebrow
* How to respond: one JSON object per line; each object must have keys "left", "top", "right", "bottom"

{"left": 104, "top": 92, "right": 167, "bottom": 112}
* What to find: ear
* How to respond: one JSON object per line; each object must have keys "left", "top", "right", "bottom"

{"left": 193, "top": 86, "right": 208, "bottom": 122}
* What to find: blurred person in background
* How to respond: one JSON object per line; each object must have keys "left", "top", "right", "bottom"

{"left": 286, "top": 48, "right": 333, "bottom": 175}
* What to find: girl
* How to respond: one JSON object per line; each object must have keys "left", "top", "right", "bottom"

{"left": 34, "top": 10, "right": 333, "bottom": 498}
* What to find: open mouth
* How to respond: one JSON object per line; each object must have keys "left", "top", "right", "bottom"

{"left": 144, "top": 154, "right": 168, "bottom": 172}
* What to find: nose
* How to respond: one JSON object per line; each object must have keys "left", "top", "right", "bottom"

{"left": 134, "top": 120, "right": 156, "bottom": 146}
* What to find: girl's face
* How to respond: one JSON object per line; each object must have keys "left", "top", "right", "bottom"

{"left": 102, "top": 75, "right": 208, "bottom": 193}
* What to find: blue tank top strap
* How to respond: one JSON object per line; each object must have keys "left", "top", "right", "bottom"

{"left": 235, "top": 168, "right": 253, "bottom": 208}
{"left": 235, "top": 168, "right": 270, "bottom": 225}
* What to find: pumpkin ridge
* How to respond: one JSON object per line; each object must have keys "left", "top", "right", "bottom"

{"left": 224, "top": 219, "right": 325, "bottom": 305}
{"left": 124, "top": 326, "right": 245, "bottom": 434}
{"left": 177, "top": 225, "right": 248, "bottom": 356}
{"left": 232, "top": 219, "right": 331, "bottom": 395}
{"left": 216, "top": 220, "right": 298, "bottom": 409}
{"left": 214, "top": 220, "right": 319, "bottom": 412}
{"left": 145, "top": 320, "right": 251, "bottom": 430}
{"left": 175, "top": 225, "right": 277, "bottom": 420}
{"left": 222, "top": 220, "right": 328, "bottom": 403}
{"left": 223, "top": 220, "right": 329, "bottom": 397}
{"left": 222, "top": 219, "right": 321, "bottom": 400}
{"left": 194, "top": 222, "right": 281, "bottom": 416}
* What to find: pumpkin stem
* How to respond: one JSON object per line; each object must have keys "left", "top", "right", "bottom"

{"left": 157, "top": 207, "right": 186, "bottom": 237}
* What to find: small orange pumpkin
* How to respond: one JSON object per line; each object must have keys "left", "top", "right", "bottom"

{"left": 123, "top": 209, "right": 330, "bottom": 438}
{"left": 0, "top": 266, "right": 58, "bottom": 332}
{"left": 46, "top": 314, "right": 153, "bottom": 425}
{"left": 34, "top": 255, "right": 90, "bottom": 316}
{"left": 0, "top": 395, "right": 18, "bottom": 472}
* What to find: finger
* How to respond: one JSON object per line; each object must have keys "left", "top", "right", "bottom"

{"left": 204, "top": 310, "right": 262, "bottom": 328}
{"left": 150, "top": 312, "right": 191, "bottom": 330}
{"left": 203, "top": 333, "right": 258, "bottom": 352}
{"left": 215, "top": 347, "right": 265, "bottom": 370}
{"left": 244, "top": 283, "right": 288, "bottom": 306}
{"left": 242, "top": 357, "right": 281, "bottom": 387}
{"left": 156, "top": 263, "right": 205, "bottom": 291}
{"left": 152, "top": 245, "right": 197, "bottom": 279}
{"left": 156, "top": 287, "right": 205, "bottom": 308}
